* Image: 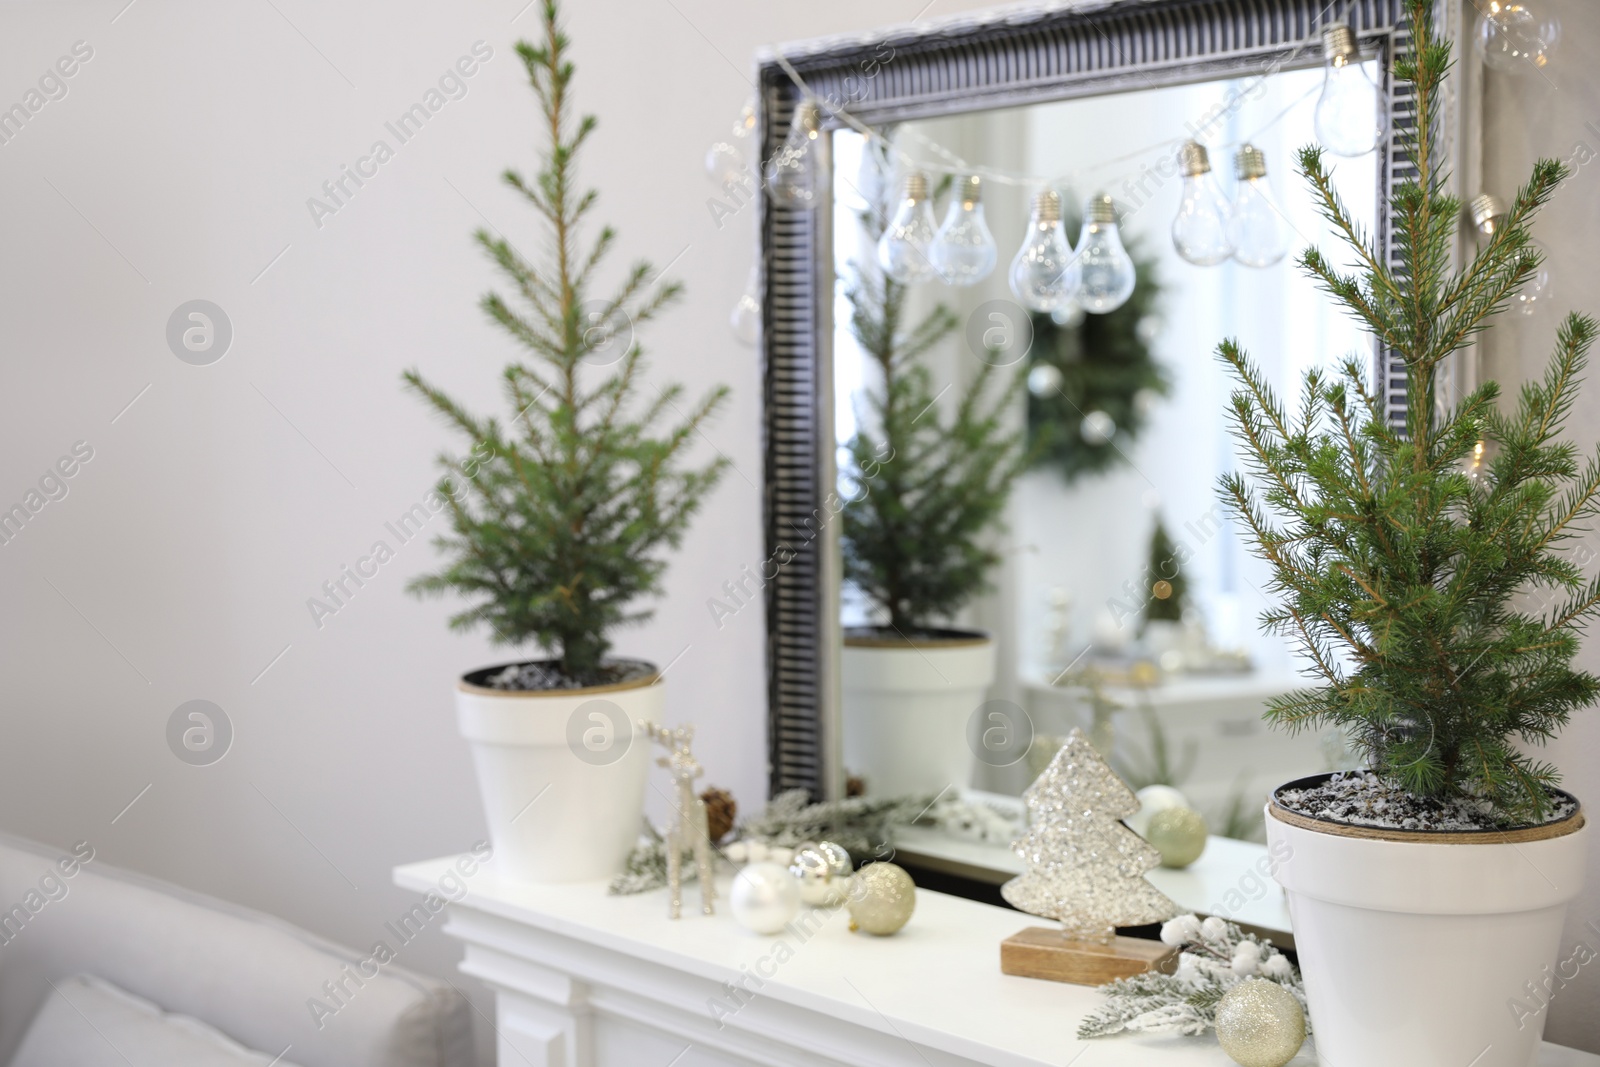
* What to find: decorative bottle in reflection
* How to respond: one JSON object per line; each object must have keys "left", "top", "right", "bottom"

{"left": 929, "top": 175, "right": 998, "bottom": 286}
{"left": 1075, "top": 195, "right": 1136, "bottom": 314}
{"left": 1009, "top": 190, "right": 1079, "bottom": 312}
{"left": 1171, "top": 142, "right": 1233, "bottom": 266}
{"left": 1228, "top": 145, "right": 1289, "bottom": 268}
{"left": 877, "top": 172, "right": 938, "bottom": 284}
{"left": 1314, "top": 23, "right": 1387, "bottom": 157}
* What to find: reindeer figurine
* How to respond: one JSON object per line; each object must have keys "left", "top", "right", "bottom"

{"left": 643, "top": 721, "right": 717, "bottom": 919}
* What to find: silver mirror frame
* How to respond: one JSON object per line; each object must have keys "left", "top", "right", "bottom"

{"left": 754, "top": 0, "right": 1476, "bottom": 800}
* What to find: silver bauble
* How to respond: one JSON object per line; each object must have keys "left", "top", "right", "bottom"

{"left": 730, "top": 861, "right": 801, "bottom": 935}
{"left": 846, "top": 862, "right": 916, "bottom": 936}
{"left": 1214, "top": 978, "right": 1306, "bottom": 1067}
{"left": 789, "top": 841, "right": 852, "bottom": 906}
{"left": 1081, "top": 409, "right": 1116, "bottom": 445}
{"left": 1027, "top": 363, "right": 1064, "bottom": 397}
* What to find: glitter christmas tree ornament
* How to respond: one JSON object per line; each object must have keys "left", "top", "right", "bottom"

{"left": 999, "top": 728, "right": 1181, "bottom": 984}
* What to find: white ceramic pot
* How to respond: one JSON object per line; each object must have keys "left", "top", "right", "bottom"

{"left": 456, "top": 664, "right": 659, "bottom": 883}
{"left": 1265, "top": 777, "right": 1589, "bottom": 1067}
{"left": 841, "top": 633, "right": 996, "bottom": 797}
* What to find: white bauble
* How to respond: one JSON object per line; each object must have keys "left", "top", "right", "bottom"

{"left": 730, "top": 862, "right": 801, "bottom": 934}
{"left": 1127, "top": 784, "right": 1190, "bottom": 838}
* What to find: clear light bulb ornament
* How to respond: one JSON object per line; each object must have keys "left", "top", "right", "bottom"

{"left": 877, "top": 172, "right": 938, "bottom": 284}
{"left": 1171, "top": 142, "right": 1234, "bottom": 266}
{"left": 1076, "top": 195, "right": 1137, "bottom": 314}
{"left": 1315, "top": 23, "right": 1387, "bottom": 157}
{"left": 730, "top": 265, "right": 762, "bottom": 346}
{"left": 1476, "top": 2, "right": 1560, "bottom": 74}
{"left": 764, "top": 102, "right": 824, "bottom": 209}
{"left": 1471, "top": 193, "right": 1552, "bottom": 317}
{"left": 1228, "top": 145, "right": 1290, "bottom": 268}
{"left": 929, "top": 175, "right": 998, "bottom": 286}
{"left": 1009, "top": 190, "right": 1079, "bottom": 313}
{"left": 706, "top": 98, "right": 757, "bottom": 187}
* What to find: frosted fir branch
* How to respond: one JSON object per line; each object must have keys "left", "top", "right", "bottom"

{"left": 737, "top": 789, "right": 938, "bottom": 858}
{"left": 1077, "top": 915, "right": 1308, "bottom": 1040}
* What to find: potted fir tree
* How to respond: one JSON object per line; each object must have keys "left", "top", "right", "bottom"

{"left": 1222, "top": 4, "right": 1593, "bottom": 1062}
{"left": 404, "top": 1, "right": 728, "bottom": 883}
{"left": 840, "top": 176, "right": 1030, "bottom": 797}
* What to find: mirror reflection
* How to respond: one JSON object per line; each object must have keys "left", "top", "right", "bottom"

{"left": 831, "top": 65, "right": 1380, "bottom": 859}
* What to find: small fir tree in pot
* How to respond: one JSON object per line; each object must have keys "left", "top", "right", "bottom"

{"left": 1222, "top": 4, "right": 1598, "bottom": 825}
{"left": 1224, "top": 4, "right": 1595, "bottom": 1061}
{"left": 840, "top": 174, "right": 1031, "bottom": 642}
{"left": 837, "top": 163, "right": 1032, "bottom": 797}
{"left": 404, "top": 0, "right": 728, "bottom": 690}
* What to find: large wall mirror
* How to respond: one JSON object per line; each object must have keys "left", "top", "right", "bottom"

{"left": 757, "top": 0, "right": 1473, "bottom": 887}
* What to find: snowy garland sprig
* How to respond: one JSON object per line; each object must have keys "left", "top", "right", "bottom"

{"left": 610, "top": 789, "right": 945, "bottom": 895}
{"left": 1078, "top": 915, "right": 1309, "bottom": 1039}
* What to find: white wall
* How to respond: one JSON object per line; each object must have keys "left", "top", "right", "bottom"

{"left": 0, "top": 0, "right": 1595, "bottom": 1058}
{"left": 1479, "top": 0, "right": 1600, "bottom": 1049}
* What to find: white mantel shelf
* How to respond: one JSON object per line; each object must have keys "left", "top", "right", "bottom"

{"left": 396, "top": 856, "right": 1598, "bottom": 1067}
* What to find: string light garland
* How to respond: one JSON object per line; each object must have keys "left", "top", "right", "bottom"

{"left": 714, "top": 21, "right": 1392, "bottom": 339}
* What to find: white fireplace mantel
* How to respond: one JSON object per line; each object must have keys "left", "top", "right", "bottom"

{"left": 395, "top": 855, "right": 1599, "bottom": 1067}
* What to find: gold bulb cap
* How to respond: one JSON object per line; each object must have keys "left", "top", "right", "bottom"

{"left": 1235, "top": 144, "right": 1268, "bottom": 181}
{"left": 1323, "top": 22, "right": 1359, "bottom": 63}
{"left": 1470, "top": 193, "right": 1506, "bottom": 235}
{"left": 1086, "top": 194, "right": 1118, "bottom": 225}
{"left": 1179, "top": 141, "right": 1212, "bottom": 178}
{"left": 1032, "top": 189, "right": 1062, "bottom": 224}
{"left": 957, "top": 174, "right": 982, "bottom": 205}
{"left": 903, "top": 172, "right": 930, "bottom": 201}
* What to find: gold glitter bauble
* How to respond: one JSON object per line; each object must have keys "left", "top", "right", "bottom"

{"left": 846, "top": 862, "right": 915, "bottom": 935}
{"left": 1215, "top": 979, "right": 1306, "bottom": 1067}
{"left": 1146, "top": 806, "right": 1208, "bottom": 868}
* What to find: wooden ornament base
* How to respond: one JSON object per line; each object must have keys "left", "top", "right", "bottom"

{"left": 1000, "top": 927, "right": 1179, "bottom": 985}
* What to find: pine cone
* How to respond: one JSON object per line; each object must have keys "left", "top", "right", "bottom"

{"left": 846, "top": 775, "right": 867, "bottom": 798}
{"left": 700, "top": 786, "right": 737, "bottom": 844}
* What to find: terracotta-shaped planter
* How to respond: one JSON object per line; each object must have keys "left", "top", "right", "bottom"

{"left": 1265, "top": 773, "right": 1588, "bottom": 1067}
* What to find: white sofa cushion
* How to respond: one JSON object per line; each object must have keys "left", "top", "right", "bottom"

{"left": 0, "top": 834, "right": 471, "bottom": 1067}
{"left": 10, "top": 974, "right": 309, "bottom": 1067}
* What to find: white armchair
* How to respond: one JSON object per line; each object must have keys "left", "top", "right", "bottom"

{"left": 0, "top": 833, "right": 470, "bottom": 1067}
